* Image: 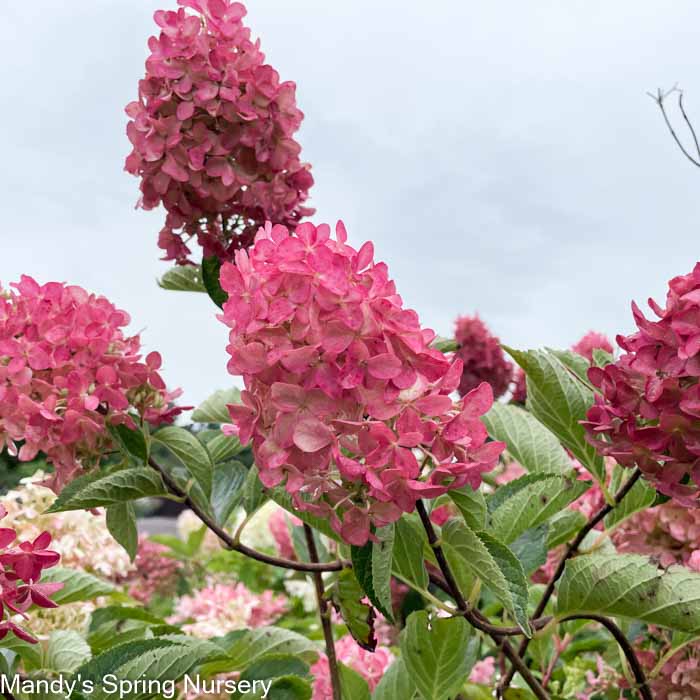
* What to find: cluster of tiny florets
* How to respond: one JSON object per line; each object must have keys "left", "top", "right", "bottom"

{"left": 0, "top": 276, "right": 185, "bottom": 491}
{"left": 220, "top": 222, "right": 504, "bottom": 545}
{"left": 125, "top": 0, "right": 314, "bottom": 264}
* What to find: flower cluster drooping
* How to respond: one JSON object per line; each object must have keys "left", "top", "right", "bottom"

{"left": 168, "top": 581, "right": 288, "bottom": 638}
{"left": 453, "top": 315, "right": 513, "bottom": 400}
{"left": 220, "top": 222, "right": 505, "bottom": 545}
{"left": 584, "top": 263, "right": 700, "bottom": 504}
{"left": 125, "top": 0, "right": 314, "bottom": 264}
{"left": 0, "top": 504, "right": 62, "bottom": 643}
{"left": 311, "top": 635, "right": 393, "bottom": 700}
{"left": 0, "top": 276, "right": 185, "bottom": 491}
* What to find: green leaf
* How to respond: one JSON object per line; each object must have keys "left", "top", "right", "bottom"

{"left": 153, "top": 426, "right": 214, "bottom": 498}
{"left": 40, "top": 567, "right": 115, "bottom": 604}
{"left": 510, "top": 524, "right": 549, "bottom": 576}
{"left": 557, "top": 552, "right": 700, "bottom": 633}
{"left": 88, "top": 606, "right": 172, "bottom": 634}
{"left": 546, "top": 510, "right": 587, "bottom": 549}
{"left": 211, "top": 460, "right": 247, "bottom": 525}
{"left": 192, "top": 387, "right": 242, "bottom": 424}
{"left": 47, "top": 468, "right": 166, "bottom": 512}
{"left": 106, "top": 503, "right": 138, "bottom": 561}
{"left": 392, "top": 516, "right": 428, "bottom": 591}
{"left": 592, "top": 348, "right": 614, "bottom": 368}
{"left": 431, "top": 337, "right": 459, "bottom": 353}
{"left": 44, "top": 631, "right": 91, "bottom": 673}
{"left": 487, "top": 471, "right": 588, "bottom": 543}
{"left": 351, "top": 525, "right": 395, "bottom": 622}
{"left": 107, "top": 423, "right": 149, "bottom": 464}
{"left": 0, "top": 636, "right": 41, "bottom": 670}
{"left": 400, "top": 611, "right": 473, "bottom": 700}
{"left": 78, "top": 637, "right": 226, "bottom": 700}
{"left": 158, "top": 265, "right": 206, "bottom": 293}
{"left": 482, "top": 403, "right": 572, "bottom": 474}
{"left": 372, "top": 658, "right": 417, "bottom": 700}
{"left": 260, "top": 676, "right": 313, "bottom": 700}
{"left": 207, "top": 432, "right": 244, "bottom": 463}
{"left": 604, "top": 465, "right": 656, "bottom": 530}
{"left": 448, "top": 486, "right": 487, "bottom": 530}
{"left": 443, "top": 520, "right": 531, "bottom": 635}
{"left": 243, "top": 465, "right": 268, "bottom": 514}
{"left": 202, "top": 255, "right": 228, "bottom": 308}
{"left": 340, "top": 663, "right": 371, "bottom": 700}
{"left": 548, "top": 348, "right": 596, "bottom": 391}
{"left": 505, "top": 347, "right": 605, "bottom": 482}
{"left": 331, "top": 570, "right": 376, "bottom": 649}
{"left": 202, "top": 627, "right": 319, "bottom": 676}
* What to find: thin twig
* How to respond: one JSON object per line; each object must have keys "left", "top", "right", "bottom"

{"left": 678, "top": 91, "right": 700, "bottom": 161}
{"left": 561, "top": 615, "right": 653, "bottom": 700}
{"left": 304, "top": 524, "right": 342, "bottom": 700}
{"left": 415, "top": 501, "right": 550, "bottom": 700}
{"left": 147, "top": 457, "right": 348, "bottom": 573}
{"left": 499, "top": 468, "right": 643, "bottom": 693}
{"left": 649, "top": 85, "right": 700, "bottom": 167}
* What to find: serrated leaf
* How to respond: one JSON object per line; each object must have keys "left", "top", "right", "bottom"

{"left": 88, "top": 607, "right": 172, "bottom": 634}
{"left": 202, "top": 255, "right": 228, "bottom": 308}
{"left": 506, "top": 347, "right": 605, "bottom": 482}
{"left": 153, "top": 426, "right": 213, "bottom": 498}
{"left": 192, "top": 387, "right": 242, "bottom": 424}
{"left": 107, "top": 423, "right": 149, "bottom": 464}
{"left": 331, "top": 570, "right": 376, "bottom": 650}
{"left": 392, "top": 516, "right": 428, "bottom": 591}
{"left": 47, "top": 468, "right": 166, "bottom": 512}
{"left": 44, "top": 631, "right": 91, "bottom": 673}
{"left": 487, "top": 471, "right": 588, "bottom": 543}
{"left": 510, "top": 524, "right": 549, "bottom": 576}
{"left": 40, "top": 567, "right": 115, "bottom": 604}
{"left": 207, "top": 432, "right": 244, "bottom": 463}
{"left": 557, "top": 552, "right": 700, "bottom": 633}
{"left": 400, "top": 612, "right": 473, "bottom": 700}
{"left": 548, "top": 348, "right": 596, "bottom": 391}
{"left": 106, "top": 503, "right": 138, "bottom": 561}
{"left": 211, "top": 460, "right": 247, "bottom": 525}
{"left": 158, "top": 265, "right": 206, "bottom": 292}
{"left": 243, "top": 465, "right": 268, "bottom": 514}
{"left": 372, "top": 658, "right": 417, "bottom": 700}
{"left": 546, "top": 509, "right": 587, "bottom": 548}
{"left": 448, "top": 486, "right": 487, "bottom": 530}
{"left": 483, "top": 403, "right": 571, "bottom": 474}
{"left": 604, "top": 464, "right": 656, "bottom": 530}
{"left": 592, "top": 348, "right": 614, "bottom": 368}
{"left": 351, "top": 525, "right": 395, "bottom": 622}
{"left": 443, "top": 520, "right": 531, "bottom": 635}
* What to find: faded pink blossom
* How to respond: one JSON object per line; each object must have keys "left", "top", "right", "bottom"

{"left": 311, "top": 635, "right": 393, "bottom": 699}
{"left": 454, "top": 315, "right": 512, "bottom": 399}
{"left": 469, "top": 656, "right": 496, "bottom": 685}
{"left": 571, "top": 331, "right": 614, "bottom": 362}
{"left": 220, "top": 221, "right": 504, "bottom": 545}
{"left": 584, "top": 262, "right": 700, "bottom": 504}
{"left": 169, "top": 581, "right": 287, "bottom": 638}
{"left": 126, "top": 538, "right": 181, "bottom": 604}
{"left": 125, "top": 0, "right": 313, "bottom": 263}
{"left": 0, "top": 276, "right": 185, "bottom": 491}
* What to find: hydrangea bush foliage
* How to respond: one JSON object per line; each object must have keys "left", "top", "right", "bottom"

{"left": 2, "top": 1, "right": 700, "bottom": 699}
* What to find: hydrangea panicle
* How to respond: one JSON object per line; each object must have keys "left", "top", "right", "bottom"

{"left": 0, "top": 276, "right": 186, "bottom": 491}
{"left": 125, "top": 0, "right": 314, "bottom": 263}
{"left": 453, "top": 315, "right": 513, "bottom": 399}
{"left": 584, "top": 263, "right": 700, "bottom": 503}
{"left": 220, "top": 221, "right": 505, "bottom": 545}
{"left": 0, "top": 504, "right": 62, "bottom": 643}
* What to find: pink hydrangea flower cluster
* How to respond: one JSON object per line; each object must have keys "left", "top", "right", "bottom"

{"left": 0, "top": 276, "right": 185, "bottom": 491}
{"left": 469, "top": 656, "right": 496, "bottom": 685}
{"left": 311, "top": 635, "right": 393, "bottom": 699}
{"left": 168, "top": 581, "right": 287, "bottom": 638}
{"left": 584, "top": 263, "right": 700, "bottom": 504}
{"left": 453, "top": 315, "right": 512, "bottom": 400}
{"left": 127, "top": 539, "right": 182, "bottom": 604}
{"left": 0, "top": 504, "right": 62, "bottom": 644}
{"left": 220, "top": 221, "right": 505, "bottom": 545}
{"left": 571, "top": 330, "right": 613, "bottom": 362}
{"left": 125, "top": 0, "right": 314, "bottom": 264}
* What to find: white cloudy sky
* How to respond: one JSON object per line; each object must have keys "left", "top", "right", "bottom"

{"left": 1, "top": 1, "right": 699, "bottom": 405}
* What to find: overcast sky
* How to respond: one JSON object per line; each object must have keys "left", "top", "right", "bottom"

{"left": 2, "top": 1, "right": 699, "bottom": 406}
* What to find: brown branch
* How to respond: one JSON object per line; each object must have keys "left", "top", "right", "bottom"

{"left": 499, "top": 468, "right": 643, "bottom": 693}
{"left": 415, "top": 500, "right": 550, "bottom": 700}
{"left": 147, "top": 456, "right": 347, "bottom": 573}
{"left": 561, "top": 615, "right": 652, "bottom": 700}
{"left": 304, "top": 524, "right": 342, "bottom": 700}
